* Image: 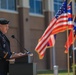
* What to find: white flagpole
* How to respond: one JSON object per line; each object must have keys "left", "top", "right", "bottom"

{"left": 52, "top": 46, "right": 56, "bottom": 66}
{"left": 51, "top": 1, "right": 58, "bottom": 75}
{"left": 51, "top": 2, "right": 56, "bottom": 67}
{"left": 49, "top": 0, "right": 56, "bottom": 68}
{"left": 49, "top": 0, "right": 57, "bottom": 73}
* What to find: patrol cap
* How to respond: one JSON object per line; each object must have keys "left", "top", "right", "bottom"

{"left": 0, "top": 18, "right": 9, "bottom": 25}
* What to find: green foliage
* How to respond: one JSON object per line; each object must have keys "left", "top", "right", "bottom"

{"left": 72, "top": 64, "right": 76, "bottom": 69}
{"left": 37, "top": 70, "right": 73, "bottom": 75}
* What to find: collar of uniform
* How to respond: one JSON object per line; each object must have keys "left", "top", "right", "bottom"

{"left": 0, "top": 31, "right": 5, "bottom": 36}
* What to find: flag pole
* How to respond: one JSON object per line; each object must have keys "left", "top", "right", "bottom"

{"left": 66, "top": 26, "right": 70, "bottom": 75}
{"left": 67, "top": 0, "right": 71, "bottom": 74}
{"left": 72, "top": 0, "right": 75, "bottom": 75}
{"left": 72, "top": 16, "right": 75, "bottom": 75}
{"left": 52, "top": 46, "right": 56, "bottom": 66}
{"left": 50, "top": 0, "right": 56, "bottom": 69}
{"left": 72, "top": 41, "right": 75, "bottom": 75}
{"left": 67, "top": 1, "right": 75, "bottom": 75}
{"left": 67, "top": 1, "right": 72, "bottom": 74}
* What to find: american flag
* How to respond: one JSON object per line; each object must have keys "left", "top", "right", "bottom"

{"left": 35, "top": 0, "right": 73, "bottom": 59}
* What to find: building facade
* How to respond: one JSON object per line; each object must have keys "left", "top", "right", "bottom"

{"left": 0, "top": 0, "right": 76, "bottom": 71}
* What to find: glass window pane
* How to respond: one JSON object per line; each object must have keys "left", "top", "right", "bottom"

{"left": 54, "top": 0, "right": 63, "bottom": 3}
{"left": 54, "top": 0, "right": 63, "bottom": 15}
{"left": 74, "top": 0, "right": 76, "bottom": 15}
{"left": 29, "top": 0, "right": 42, "bottom": 14}
{"left": 36, "top": 0, "right": 42, "bottom": 14}
{"left": 1, "top": 0, "right": 7, "bottom": 9}
{"left": 8, "top": 0, "right": 16, "bottom": 10}
{"left": 29, "top": 0, "right": 35, "bottom": 13}
{"left": 0, "top": 0, "right": 16, "bottom": 11}
{"left": 54, "top": 3, "right": 62, "bottom": 14}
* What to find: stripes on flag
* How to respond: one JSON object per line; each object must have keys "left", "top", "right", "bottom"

{"left": 35, "top": 0, "right": 73, "bottom": 59}
{"left": 64, "top": 15, "right": 76, "bottom": 53}
{"left": 47, "top": 35, "right": 55, "bottom": 48}
{"left": 35, "top": 35, "right": 55, "bottom": 59}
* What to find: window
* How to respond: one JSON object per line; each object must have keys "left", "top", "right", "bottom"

{"left": 0, "top": 0, "right": 16, "bottom": 11}
{"left": 29, "top": 0, "right": 42, "bottom": 14}
{"left": 54, "top": 0, "right": 63, "bottom": 14}
{"left": 75, "top": 1, "right": 76, "bottom": 13}
{"left": 54, "top": 0, "right": 63, "bottom": 3}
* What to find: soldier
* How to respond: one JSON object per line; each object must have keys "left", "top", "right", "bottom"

{"left": 0, "top": 18, "right": 12, "bottom": 75}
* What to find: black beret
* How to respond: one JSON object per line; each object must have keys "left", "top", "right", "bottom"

{"left": 0, "top": 18, "right": 9, "bottom": 25}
